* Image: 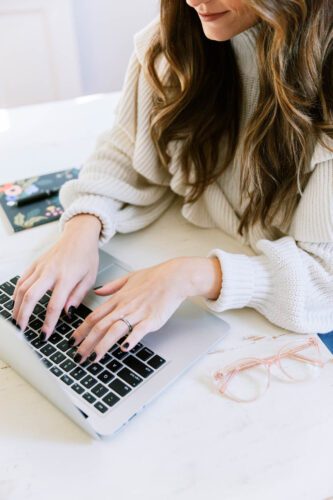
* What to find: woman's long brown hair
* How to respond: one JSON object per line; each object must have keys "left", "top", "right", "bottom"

{"left": 143, "top": 0, "right": 333, "bottom": 236}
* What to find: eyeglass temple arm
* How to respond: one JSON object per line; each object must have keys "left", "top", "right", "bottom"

{"left": 215, "top": 359, "right": 263, "bottom": 393}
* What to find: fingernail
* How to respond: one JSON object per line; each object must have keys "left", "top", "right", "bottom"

{"left": 74, "top": 352, "right": 82, "bottom": 363}
{"left": 88, "top": 352, "right": 97, "bottom": 362}
{"left": 93, "top": 285, "right": 103, "bottom": 290}
{"left": 40, "top": 332, "right": 47, "bottom": 342}
{"left": 67, "top": 306, "right": 76, "bottom": 319}
{"left": 68, "top": 337, "right": 76, "bottom": 347}
{"left": 122, "top": 342, "right": 130, "bottom": 350}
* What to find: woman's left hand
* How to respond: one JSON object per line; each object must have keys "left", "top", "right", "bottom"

{"left": 70, "top": 256, "right": 222, "bottom": 363}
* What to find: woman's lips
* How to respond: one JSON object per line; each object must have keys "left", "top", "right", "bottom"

{"left": 198, "top": 11, "right": 229, "bottom": 22}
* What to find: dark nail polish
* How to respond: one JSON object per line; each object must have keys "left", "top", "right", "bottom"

{"left": 93, "top": 285, "right": 103, "bottom": 290}
{"left": 74, "top": 352, "right": 82, "bottom": 363}
{"left": 88, "top": 352, "right": 97, "bottom": 362}
{"left": 40, "top": 332, "right": 47, "bottom": 342}
{"left": 67, "top": 306, "right": 76, "bottom": 319}
{"left": 122, "top": 342, "right": 130, "bottom": 350}
{"left": 68, "top": 337, "right": 76, "bottom": 347}
{"left": 11, "top": 318, "right": 17, "bottom": 326}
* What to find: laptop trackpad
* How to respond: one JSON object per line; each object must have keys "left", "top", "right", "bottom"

{"left": 85, "top": 263, "right": 129, "bottom": 309}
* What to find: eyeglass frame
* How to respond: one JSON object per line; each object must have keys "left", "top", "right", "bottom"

{"left": 212, "top": 336, "right": 330, "bottom": 403}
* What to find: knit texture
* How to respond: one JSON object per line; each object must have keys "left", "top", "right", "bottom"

{"left": 59, "top": 15, "right": 333, "bottom": 334}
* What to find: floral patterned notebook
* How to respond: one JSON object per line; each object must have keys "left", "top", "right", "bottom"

{"left": 0, "top": 168, "right": 80, "bottom": 233}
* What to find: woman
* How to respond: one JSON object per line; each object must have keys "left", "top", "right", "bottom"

{"left": 12, "top": 0, "right": 333, "bottom": 364}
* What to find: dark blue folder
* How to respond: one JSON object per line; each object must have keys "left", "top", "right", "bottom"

{"left": 318, "top": 331, "right": 333, "bottom": 353}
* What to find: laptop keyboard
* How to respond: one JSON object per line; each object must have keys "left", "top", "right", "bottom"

{"left": 0, "top": 276, "right": 166, "bottom": 416}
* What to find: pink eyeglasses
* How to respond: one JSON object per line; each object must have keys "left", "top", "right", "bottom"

{"left": 212, "top": 336, "right": 330, "bottom": 403}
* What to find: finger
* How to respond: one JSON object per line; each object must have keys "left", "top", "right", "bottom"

{"left": 16, "top": 277, "right": 53, "bottom": 332}
{"left": 69, "top": 296, "right": 120, "bottom": 346}
{"left": 13, "top": 270, "right": 40, "bottom": 320}
{"left": 94, "top": 275, "right": 130, "bottom": 296}
{"left": 80, "top": 316, "right": 137, "bottom": 363}
{"left": 42, "top": 282, "right": 74, "bottom": 338}
{"left": 63, "top": 274, "right": 93, "bottom": 317}
{"left": 119, "top": 319, "right": 154, "bottom": 352}
{"left": 13, "top": 262, "right": 37, "bottom": 302}
{"left": 72, "top": 314, "right": 122, "bottom": 362}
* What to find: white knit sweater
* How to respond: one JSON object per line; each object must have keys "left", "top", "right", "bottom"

{"left": 59, "top": 16, "right": 333, "bottom": 335}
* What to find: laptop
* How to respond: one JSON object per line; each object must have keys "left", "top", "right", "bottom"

{"left": 0, "top": 250, "right": 229, "bottom": 439}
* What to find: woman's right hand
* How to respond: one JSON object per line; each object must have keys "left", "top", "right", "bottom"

{"left": 12, "top": 214, "right": 102, "bottom": 338}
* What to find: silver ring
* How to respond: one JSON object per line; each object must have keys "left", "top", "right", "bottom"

{"left": 118, "top": 317, "right": 133, "bottom": 333}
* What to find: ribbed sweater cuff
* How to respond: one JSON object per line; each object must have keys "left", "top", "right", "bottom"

{"left": 205, "top": 248, "right": 273, "bottom": 312}
{"left": 59, "top": 194, "right": 117, "bottom": 247}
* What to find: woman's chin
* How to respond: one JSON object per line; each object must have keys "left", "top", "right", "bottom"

{"left": 202, "top": 27, "right": 233, "bottom": 42}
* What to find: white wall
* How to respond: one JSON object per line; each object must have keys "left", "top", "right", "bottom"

{"left": 0, "top": 0, "right": 82, "bottom": 108}
{"left": 72, "top": 0, "right": 159, "bottom": 94}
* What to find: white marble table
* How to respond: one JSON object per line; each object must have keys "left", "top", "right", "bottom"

{"left": 0, "top": 95, "right": 333, "bottom": 500}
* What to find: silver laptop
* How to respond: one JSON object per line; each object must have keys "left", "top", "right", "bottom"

{"left": 0, "top": 250, "right": 229, "bottom": 439}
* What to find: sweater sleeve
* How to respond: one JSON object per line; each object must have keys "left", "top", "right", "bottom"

{"left": 205, "top": 159, "right": 333, "bottom": 334}
{"left": 58, "top": 24, "right": 175, "bottom": 247}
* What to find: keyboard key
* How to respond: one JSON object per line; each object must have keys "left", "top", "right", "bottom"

{"left": 72, "top": 319, "right": 82, "bottom": 329}
{"left": 123, "top": 355, "right": 153, "bottom": 378}
{"left": 100, "top": 353, "right": 112, "bottom": 366}
{"left": 112, "top": 347, "right": 129, "bottom": 360}
{"left": 50, "top": 351, "right": 66, "bottom": 364}
{"left": 0, "top": 282, "right": 14, "bottom": 295}
{"left": 97, "top": 370, "right": 115, "bottom": 384}
{"left": 33, "top": 304, "right": 44, "bottom": 316}
{"left": 41, "top": 358, "right": 52, "bottom": 368}
{"left": 57, "top": 339, "right": 71, "bottom": 352}
{"left": 71, "top": 383, "right": 84, "bottom": 395}
{"left": 94, "top": 402, "right": 108, "bottom": 414}
{"left": 106, "top": 359, "right": 122, "bottom": 373}
{"left": 70, "top": 367, "right": 86, "bottom": 380}
{"left": 117, "top": 336, "right": 127, "bottom": 345}
{"left": 136, "top": 347, "right": 154, "bottom": 362}
{"left": 83, "top": 392, "right": 96, "bottom": 404}
{"left": 3, "top": 300, "right": 14, "bottom": 311}
{"left": 40, "top": 344, "right": 57, "bottom": 357}
{"left": 81, "top": 375, "right": 98, "bottom": 389}
{"left": 60, "top": 359, "right": 76, "bottom": 373}
{"left": 24, "top": 329, "right": 38, "bottom": 342}
{"left": 60, "top": 374, "right": 74, "bottom": 386}
{"left": 61, "top": 310, "right": 77, "bottom": 324}
{"left": 102, "top": 391, "right": 120, "bottom": 408}
{"left": 65, "top": 330, "right": 75, "bottom": 339}
{"left": 29, "top": 318, "right": 43, "bottom": 331}
{"left": 109, "top": 378, "right": 131, "bottom": 397}
{"left": 55, "top": 322, "right": 72, "bottom": 335}
{"left": 39, "top": 294, "right": 50, "bottom": 305}
{"left": 10, "top": 276, "right": 20, "bottom": 285}
{"left": 76, "top": 304, "right": 91, "bottom": 319}
{"left": 0, "top": 309, "right": 11, "bottom": 319}
{"left": 91, "top": 383, "right": 108, "bottom": 398}
{"left": 31, "top": 337, "right": 46, "bottom": 349}
{"left": 0, "top": 293, "right": 9, "bottom": 305}
{"left": 50, "top": 366, "right": 63, "bottom": 377}
{"left": 87, "top": 364, "right": 103, "bottom": 375}
{"left": 67, "top": 347, "right": 77, "bottom": 360}
{"left": 148, "top": 355, "right": 166, "bottom": 369}
{"left": 128, "top": 342, "right": 143, "bottom": 354}
{"left": 49, "top": 333, "right": 62, "bottom": 345}
{"left": 118, "top": 367, "right": 143, "bottom": 387}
